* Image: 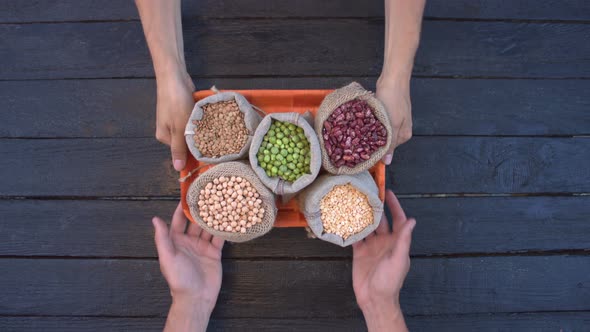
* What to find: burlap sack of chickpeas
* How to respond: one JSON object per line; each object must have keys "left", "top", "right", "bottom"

{"left": 299, "top": 171, "right": 384, "bottom": 247}
{"left": 315, "top": 82, "right": 393, "bottom": 175}
{"left": 185, "top": 90, "right": 261, "bottom": 164}
{"left": 249, "top": 112, "right": 322, "bottom": 196}
{"left": 186, "top": 161, "right": 277, "bottom": 242}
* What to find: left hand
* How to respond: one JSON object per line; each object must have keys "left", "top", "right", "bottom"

{"left": 152, "top": 202, "right": 224, "bottom": 313}
{"left": 376, "top": 76, "right": 413, "bottom": 165}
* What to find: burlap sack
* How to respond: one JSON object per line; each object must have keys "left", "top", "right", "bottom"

{"left": 315, "top": 82, "right": 393, "bottom": 174}
{"left": 185, "top": 91, "right": 261, "bottom": 164}
{"left": 249, "top": 112, "right": 322, "bottom": 196}
{"left": 299, "top": 171, "right": 384, "bottom": 247}
{"left": 186, "top": 161, "right": 277, "bottom": 243}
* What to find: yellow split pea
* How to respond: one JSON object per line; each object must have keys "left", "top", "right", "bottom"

{"left": 320, "top": 184, "right": 373, "bottom": 239}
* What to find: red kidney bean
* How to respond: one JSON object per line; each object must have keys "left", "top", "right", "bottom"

{"left": 322, "top": 99, "right": 388, "bottom": 168}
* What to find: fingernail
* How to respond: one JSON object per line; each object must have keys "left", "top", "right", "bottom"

{"left": 173, "top": 159, "right": 185, "bottom": 171}
{"left": 384, "top": 154, "right": 393, "bottom": 165}
{"left": 152, "top": 217, "right": 157, "bottom": 227}
{"left": 409, "top": 218, "right": 416, "bottom": 230}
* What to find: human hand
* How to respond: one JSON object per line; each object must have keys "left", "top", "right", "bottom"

{"left": 155, "top": 71, "right": 196, "bottom": 171}
{"left": 376, "top": 76, "right": 412, "bottom": 165}
{"left": 352, "top": 190, "right": 415, "bottom": 331}
{"left": 152, "top": 202, "right": 224, "bottom": 315}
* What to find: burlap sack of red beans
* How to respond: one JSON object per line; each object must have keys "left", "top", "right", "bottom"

{"left": 315, "top": 82, "right": 393, "bottom": 175}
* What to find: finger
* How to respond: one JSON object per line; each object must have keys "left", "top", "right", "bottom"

{"left": 200, "top": 229, "right": 213, "bottom": 242}
{"left": 186, "top": 221, "right": 202, "bottom": 237}
{"left": 386, "top": 190, "right": 407, "bottom": 232}
{"left": 375, "top": 215, "right": 390, "bottom": 235}
{"left": 382, "top": 131, "right": 398, "bottom": 166}
{"left": 171, "top": 128, "right": 188, "bottom": 171}
{"left": 352, "top": 240, "right": 362, "bottom": 257}
{"left": 170, "top": 202, "right": 187, "bottom": 234}
{"left": 211, "top": 236, "right": 225, "bottom": 251}
{"left": 393, "top": 218, "right": 416, "bottom": 259}
{"left": 152, "top": 216, "right": 174, "bottom": 258}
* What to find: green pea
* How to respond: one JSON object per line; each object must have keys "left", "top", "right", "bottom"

{"left": 283, "top": 128, "right": 291, "bottom": 136}
{"left": 269, "top": 137, "right": 276, "bottom": 144}
{"left": 287, "top": 163, "right": 296, "bottom": 170}
{"left": 261, "top": 161, "right": 267, "bottom": 168}
{"left": 276, "top": 132, "right": 284, "bottom": 139}
{"left": 293, "top": 147, "right": 300, "bottom": 154}
{"left": 292, "top": 153, "right": 300, "bottom": 160}
{"left": 276, "top": 154, "right": 284, "bottom": 162}
{"left": 280, "top": 149, "right": 288, "bottom": 157}
{"left": 274, "top": 160, "right": 282, "bottom": 167}
{"left": 289, "top": 123, "right": 297, "bottom": 131}
{"left": 297, "top": 162, "right": 303, "bottom": 168}
{"left": 292, "top": 135, "right": 300, "bottom": 143}
{"left": 286, "top": 155, "right": 293, "bottom": 162}
{"left": 268, "top": 129, "right": 275, "bottom": 136}
{"left": 296, "top": 142, "right": 304, "bottom": 148}
{"left": 287, "top": 147, "right": 294, "bottom": 153}
{"left": 263, "top": 149, "right": 270, "bottom": 155}
{"left": 271, "top": 147, "right": 279, "bottom": 154}
{"left": 282, "top": 137, "right": 289, "bottom": 145}
{"left": 264, "top": 155, "right": 270, "bottom": 163}
{"left": 271, "top": 166, "right": 278, "bottom": 173}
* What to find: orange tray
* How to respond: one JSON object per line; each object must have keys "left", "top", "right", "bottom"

{"left": 181, "top": 89, "right": 386, "bottom": 227}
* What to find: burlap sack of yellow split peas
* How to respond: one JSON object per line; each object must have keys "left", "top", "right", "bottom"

{"left": 299, "top": 171, "right": 384, "bottom": 247}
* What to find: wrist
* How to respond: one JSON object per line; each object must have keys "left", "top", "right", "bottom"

{"left": 377, "top": 72, "right": 411, "bottom": 90}
{"left": 360, "top": 298, "right": 406, "bottom": 332}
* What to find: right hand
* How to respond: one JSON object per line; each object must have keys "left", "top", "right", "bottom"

{"left": 155, "top": 71, "right": 196, "bottom": 171}
{"left": 352, "top": 190, "right": 416, "bottom": 314}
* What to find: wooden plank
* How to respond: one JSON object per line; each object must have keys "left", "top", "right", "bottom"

{"left": 3, "top": 78, "right": 589, "bottom": 138}
{"left": 389, "top": 137, "right": 590, "bottom": 194}
{"left": 1, "top": 0, "right": 588, "bottom": 22}
{"left": 1, "top": 197, "right": 589, "bottom": 258}
{"left": 2, "top": 21, "right": 590, "bottom": 80}
{"left": 0, "top": 257, "right": 589, "bottom": 316}
{"left": 1, "top": 137, "right": 588, "bottom": 196}
{"left": 2, "top": 313, "right": 590, "bottom": 332}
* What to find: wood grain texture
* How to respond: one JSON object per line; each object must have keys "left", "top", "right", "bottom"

{"left": 0, "top": 257, "right": 589, "bottom": 316}
{"left": 1, "top": 0, "right": 588, "bottom": 22}
{"left": 1, "top": 137, "right": 587, "bottom": 196}
{"left": 1, "top": 197, "right": 589, "bottom": 257}
{"left": 389, "top": 137, "right": 590, "bottom": 194}
{"left": 2, "top": 20, "right": 590, "bottom": 79}
{"left": 2, "top": 313, "right": 590, "bottom": 332}
{"left": 3, "top": 78, "right": 589, "bottom": 138}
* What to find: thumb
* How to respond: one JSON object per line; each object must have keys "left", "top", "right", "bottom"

{"left": 393, "top": 218, "right": 416, "bottom": 259}
{"left": 152, "top": 217, "right": 174, "bottom": 259}
{"left": 171, "top": 130, "right": 188, "bottom": 171}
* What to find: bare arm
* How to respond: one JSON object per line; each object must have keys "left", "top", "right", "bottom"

{"left": 377, "top": 0, "right": 426, "bottom": 164}
{"left": 136, "top": 0, "right": 195, "bottom": 171}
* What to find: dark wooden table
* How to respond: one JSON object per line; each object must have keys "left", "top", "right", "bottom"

{"left": 1, "top": 1, "right": 590, "bottom": 331}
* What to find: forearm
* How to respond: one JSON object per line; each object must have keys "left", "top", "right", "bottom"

{"left": 164, "top": 297, "right": 212, "bottom": 332}
{"left": 135, "top": 0, "right": 187, "bottom": 80}
{"left": 361, "top": 300, "right": 407, "bottom": 332}
{"left": 381, "top": 0, "right": 426, "bottom": 82}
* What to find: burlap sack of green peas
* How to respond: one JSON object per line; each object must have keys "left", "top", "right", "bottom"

{"left": 299, "top": 171, "right": 384, "bottom": 247}
{"left": 186, "top": 161, "right": 277, "bottom": 242}
{"left": 185, "top": 90, "right": 262, "bottom": 164}
{"left": 249, "top": 112, "right": 322, "bottom": 196}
